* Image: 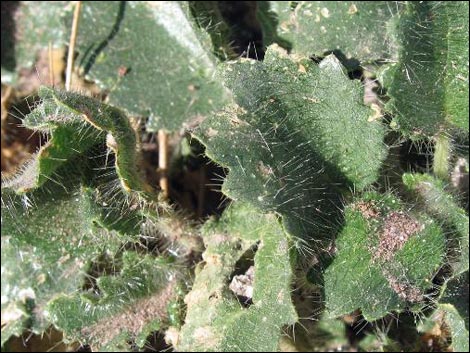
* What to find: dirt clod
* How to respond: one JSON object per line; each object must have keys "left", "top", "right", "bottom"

{"left": 229, "top": 265, "right": 254, "bottom": 300}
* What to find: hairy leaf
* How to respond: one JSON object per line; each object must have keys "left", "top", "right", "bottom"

{"left": 47, "top": 251, "right": 179, "bottom": 350}
{"left": 381, "top": 1, "right": 469, "bottom": 136}
{"left": 3, "top": 88, "right": 100, "bottom": 193}
{"left": 423, "top": 273, "right": 469, "bottom": 352}
{"left": 324, "top": 192, "right": 446, "bottom": 320}
{"left": 71, "top": 1, "right": 228, "bottom": 132}
{"left": 187, "top": 2, "right": 236, "bottom": 60}
{"left": 195, "top": 45, "right": 387, "bottom": 242}
{"left": 1, "top": 183, "right": 124, "bottom": 342}
{"left": 258, "top": 1, "right": 402, "bottom": 68}
{"left": 437, "top": 303, "right": 469, "bottom": 352}
{"left": 403, "top": 173, "right": 469, "bottom": 276}
{"left": 176, "top": 203, "right": 297, "bottom": 352}
{"left": 0, "top": 86, "right": 166, "bottom": 343}
{"left": 4, "top": 86, "right": 153, "bottom": 200}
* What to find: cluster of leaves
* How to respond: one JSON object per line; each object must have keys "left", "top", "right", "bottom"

{"left": 1, "top": 1, "right": 468, "bottom": 352}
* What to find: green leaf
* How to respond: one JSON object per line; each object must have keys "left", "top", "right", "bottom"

{"left": 1, "top": 183, "right": 121, "bottom": 342}
{"left": 442, "top": 2, "right": 469, "bottom": 131}
{"left": 284, "top": 317, "right": 349, "bottom": 352}
{"left": 324, "top": 192, "right": 446, "bottom": 321}
{"left": 441, "top": 273, "right": 469, "bottom": 330}
{"left": 3, "top": 88, "right": 101, "bottom": 194}
{"left": 438, "top": 303, "right": 469, "bottom": 352}
{"left": 48, "top": 86, "right": 152, "bottom": 195}
{"left": 194, "top": 45, "right": 387, "bottom": 241}
{"left": 358, "top": 331, "right": 397, "bottom": 352}
{"left": 71, "top": 1, "right": 228, "bottom": 132}
{"left": 426, "top": 273, "right": 469, "bottom": 352}
{"left": 176, "top": 203, "right": 297, "bottom": 352}
{"left": 403, "top": 173, "right": 469, "bottom": 276}
{"left": 258, "top": 1, "right": 403, "bottom": 68}
{"left": 47, "top": 251, "right": 178, "bottom": 350}
{"left": 4, "top": 86, "right": 153, "bottom": 199}
{"left": 1, "top": 1, "right": 67, "bottom": 84}
{"left": 0, "top": 86, "right": 165, "bottom": 343}
{"left": 381, "top": 1, "right": 469, "bottom": 137}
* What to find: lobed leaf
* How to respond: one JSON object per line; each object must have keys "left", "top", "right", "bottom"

{"left": 1, "top": 182, "right": 125, "bottom": 343}
{"left": 0, "top": 87, "right": 164, "bottom": 343}
{"left": 195, "top": 45, "right": 387, "bottom": 242}
{"left": 324, "top": 192, "right": 446, "bottom": 321}
{"left": 259, "top": 2, "right": 469, "bottom": 137}
{"left": 4, "top": 86, "right": 153, "bottom": 200}
{"left": 176, "top": 203, "right": 297, "bottom": 352}
{"left": 47, "top": 251, "right": 179, "bottom": 350}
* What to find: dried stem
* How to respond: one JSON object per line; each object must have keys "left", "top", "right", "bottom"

{"left": 65, "top": 1, "right": 82, "bottom": 91}
{"left": 48, "top": 42, "right": 54, "bottom": 86}
{"left": 158, "top": 129, "right": 169, "bottom": 198}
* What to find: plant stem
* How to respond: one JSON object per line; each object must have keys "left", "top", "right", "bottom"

{"left": 65, "top": 1, "right": 82, "bottom": 91}
{"left": 48, "top": 42, "right": 54, "bottom": 86}
{"left": 158, "top": 129, "right": 169, "bottom": 198}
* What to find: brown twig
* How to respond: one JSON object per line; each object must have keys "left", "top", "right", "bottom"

{"left": 158, "top": 129, "right": 169, "bottom": 198}
{"left": 65, "top": 1, "right": 82, "bottom": 91}
{"left": 48, "top": 42, "right": 54, "bottom": 86}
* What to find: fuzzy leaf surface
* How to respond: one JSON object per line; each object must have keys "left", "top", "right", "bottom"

{"left": 403, "top": 173, "right": 469, "bottom": 276}
{"left": 187, "top": 2, "right": 236, "bottom": 60}
{"left": 0, "top": 183, "right": 124, "bottom": 343}
{"left": 3, "top": 87, "right": 100, "bottom": 193}
{"left": 2, "top": 86, "right": 154, "bottom": 234}
{"left": 258, "top": 1, "right": 402, "bottom": 67}
{"left": 195, "top": 45, "right": 387, "bottom": 241}
{"left": 0, "top": 85, "right": 165, "bottom": 343}
{"left": 427, "top": 273, "right": 469, "bottom": 352}
{"left": 71, "top": 1, "right": 227, "bottom": 132}
{"left": 47, "top": 251, "right": 178, "bottom": 350}
{"left": 324, "top": 192, "right": 446, "bottom": 321}
{"left": 438, "top": 303, "right": 469, "bottom": 352}
{"left": 4, "top": 86, "right": 151, "bottom": 200}
{"left": 382, "top": 1, "right": 469, "bottom": 136}
{"left": 176, "top": 203, "right": 297, "bottom": 352}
